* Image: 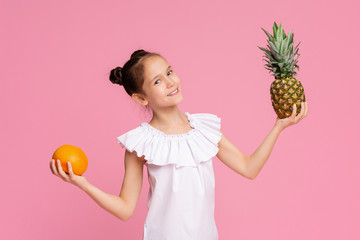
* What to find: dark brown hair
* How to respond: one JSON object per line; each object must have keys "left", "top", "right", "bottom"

{"left": 109, "top": 49, "right": 161, "bottom": 96}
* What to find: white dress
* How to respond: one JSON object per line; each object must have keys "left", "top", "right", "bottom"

{"left": 117, "top": 112, "right": 222, "bottom": 240}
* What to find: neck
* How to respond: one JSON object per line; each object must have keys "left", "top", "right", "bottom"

{"left": 149, "top": 106, "right": 187, "bottom": 128}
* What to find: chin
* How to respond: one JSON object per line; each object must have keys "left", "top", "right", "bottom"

{"left": 175, "top": 93, "right": 183, "bottom": 103}
{"left": 167, "top": 95, "right": 183, "bottom": 107}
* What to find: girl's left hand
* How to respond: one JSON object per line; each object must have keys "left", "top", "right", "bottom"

{"left": 275, "top": 102, "right": 308, "bottom": 131}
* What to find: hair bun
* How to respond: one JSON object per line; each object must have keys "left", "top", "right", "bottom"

{"left": 109, "top": 67, "right": 123, "bottom": 85}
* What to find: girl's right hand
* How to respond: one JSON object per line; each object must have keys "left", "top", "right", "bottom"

{"left": 50, "top": 159, "right": 89, "bottom": 190}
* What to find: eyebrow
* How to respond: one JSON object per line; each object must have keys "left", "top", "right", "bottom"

{"left": 151, "top": 66, "right": 171, "bottom": 82}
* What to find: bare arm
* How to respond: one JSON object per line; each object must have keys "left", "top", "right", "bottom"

{"left": 216, "top": 102, "right": 308, "bottom": 179}
{"left": 50, "top": 149, "right": 145, "bottom": 221}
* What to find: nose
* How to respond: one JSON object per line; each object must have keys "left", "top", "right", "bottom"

{"left": 165, "top": 76, "right": 175, "bottom": 87}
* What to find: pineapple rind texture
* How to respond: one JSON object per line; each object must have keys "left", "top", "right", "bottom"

{"left": 270, "top": 77, "right": 306, "bottom": 119}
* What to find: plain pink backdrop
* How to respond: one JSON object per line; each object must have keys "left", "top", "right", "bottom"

{"left": 1, "top": 0, "right": 359, "bottom": 239}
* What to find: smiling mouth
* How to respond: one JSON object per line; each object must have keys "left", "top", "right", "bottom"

{"left": 168, "top": 88, "right": 178, "bottom": 96}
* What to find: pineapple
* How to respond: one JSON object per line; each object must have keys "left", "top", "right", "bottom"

{"left": 258, "top": 22, "right": 306, "bottom": 119}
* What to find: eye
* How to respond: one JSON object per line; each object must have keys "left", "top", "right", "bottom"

{"left": 167, "top": 70, "right": 173, "bottom": 76}
{"left": 154, "top": 80, "right": 160, "bottom": 85}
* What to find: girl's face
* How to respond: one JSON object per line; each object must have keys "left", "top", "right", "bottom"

{"left": 140, "top": 55, "right": 183, "bottom": 109}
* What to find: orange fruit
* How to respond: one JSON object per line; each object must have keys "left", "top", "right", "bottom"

{"left": 52, "top": 144, "right": 88, "bottom": 175}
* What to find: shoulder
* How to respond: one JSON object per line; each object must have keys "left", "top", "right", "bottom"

{"left": 187, "top": 112, "right": 221, "bottom": 124}
{"left": 187, "top": 112, "right": 220, "bottom": 119}
{"left": 187, "top": 112, "right": 221, "bottom": 132}
{"left": 116, "top": 122, "right": 149, "bottom": 150}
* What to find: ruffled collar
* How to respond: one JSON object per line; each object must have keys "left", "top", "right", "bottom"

{"left": 117, "top": 112, "right": 222, "bottom": 167}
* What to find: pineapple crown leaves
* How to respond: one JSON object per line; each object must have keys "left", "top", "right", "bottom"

{"left": 258, "top": 22, "right": 300, "bottom": 79}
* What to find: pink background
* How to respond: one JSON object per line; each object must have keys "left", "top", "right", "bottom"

{"left": 1, "top": 0, "right": 359, "bottom": 239}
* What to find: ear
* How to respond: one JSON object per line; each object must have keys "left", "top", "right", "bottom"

{"left": 131, "top": 93, "right": 149, "bottom": 106}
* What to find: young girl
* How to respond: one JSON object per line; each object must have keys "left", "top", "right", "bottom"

{"left": 50, "top": 49, "right": 308, "bottom": 239}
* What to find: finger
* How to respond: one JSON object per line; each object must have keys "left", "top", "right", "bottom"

{"left": 304, "top": 102, "right": 308, "bottom": 117}
{"left": 297, "top": 102, "right": 305, "bottom": 121}
{"left": 301, "top": 102, "right": 308, "bottom": 119}
{"left": 295, "top": 102, "right": 305, "bottom": 122}
{"left": 57, "top": 159, "right": 70, "bottom": 181}
{"left": 300, "top": 101, "right": 305, "bottom": 114}
{"left": 50, "top": 159, "right": 59, "bottom": 176}
{"left": 50, "top": 159, "right": 54, "bottom": 174}
{"left": 67, "top": 162, "right": 75, "bottom": 179}
{"left": 290, "top": 104, "right": 297, "bottom": 119}
{"left": 298, "top": 102, "right": 308, "bottom": 121}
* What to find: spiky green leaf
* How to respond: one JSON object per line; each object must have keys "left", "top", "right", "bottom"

{"left": 269, "top": 41, "right": 278, "bottom": 52}
{"left": 273, "top": 22, "right": 278, "bottom": 36}
{"left": 276, "top": 23, "right": 282, "bottom": 40}
{"left": 261, "top": 28, "right": 274, "bottom": 41}
{"left": 288, "top": 31, "right": 293, "bottom": 44}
